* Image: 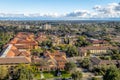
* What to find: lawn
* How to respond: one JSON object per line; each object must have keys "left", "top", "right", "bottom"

{"left": 43, "top": 72, "right": 54, "bottom": 78}
{"left": 34, "top": 71, "right": 71, "bottom": 79}
{"left": 60, "top": 71, "right": 71, "bottom": 78}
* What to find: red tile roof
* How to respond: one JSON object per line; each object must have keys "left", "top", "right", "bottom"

{"left": 0, "top": 57, "right": 31, "bottom": 64}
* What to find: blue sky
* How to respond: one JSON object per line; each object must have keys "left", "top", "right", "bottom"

{"left": 0, "top": 0, "right": 119, "bottom": 13}
{"left": 0, "top": 0, "right": 120, "bottom": 19}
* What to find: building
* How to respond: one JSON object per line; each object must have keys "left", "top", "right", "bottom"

{"left": 50, "top": 35, "right": 61, "bottom": 46}
{"left": 111, "top": 36, "right": 120, "bottom": 43}
{"left": 0, "top": 44, "right": 31, "bottom": 67}
{"left": 90, "top": 57, "right": 120, "bottom": 68}
{"left": 43, "top": 24, "right": 51, "bottom": 30}
{"left": 78, "top": 38, "right": 119, "bottom": 57}
{"left": 0, "top": 57, "right": 30, "bottom": 67}
{"left": 33, "top": 51, "right": 67, "bottom": 71}
{"left": 9, "top": 32, "right": 38, "bottom": 51}
{"left": 35, "top": 32, "right": 47, "bottom": 43}
{"left": 87, "top": 38, "right": 109, "bottom": 46}
{"left": 0, "top": 32, "right": 38, "bottom": 67}
{"left": 79, "top": 46, "right": 118, "bottom": 57}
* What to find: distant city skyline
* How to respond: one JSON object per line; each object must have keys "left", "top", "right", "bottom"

{"left": 0, "top": 0, "right": 120, "bottom": 20}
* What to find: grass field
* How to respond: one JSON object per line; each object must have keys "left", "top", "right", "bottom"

{"left": 35, "top": 71, "right": 71, "bottom": 79}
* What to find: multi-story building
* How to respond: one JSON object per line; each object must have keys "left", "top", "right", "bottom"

{"left": 0, "top": 32, "right": 38, "bottom": 67}
{"left": 79, "top": 39, "right": 119, "bottom": 57}
{"left": 35, "top": 32, "right": 47, "bottom": 43}
{"left": 0, "top": 44, "right": 31, "bottom": 67}
{"left": 9, "top": 32, "right": 38, "bottom": 51}
{"left": 33, "top": 51, "right": 67, "bottom": 71}
{"left": 90, "top": 57, "right": 120, "bottom": 69}
{"left": 42, "top": 24, "right": 51, "bottom": 30}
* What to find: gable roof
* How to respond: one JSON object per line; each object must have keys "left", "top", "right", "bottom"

{"left": 90, "top": 57, "right": 101, "bottom": 65}
{"left": 90, "top": 57, "right": 120, "bottom": 65}
{"left": 0, "top": 57, "right": 31, "bottom": 64}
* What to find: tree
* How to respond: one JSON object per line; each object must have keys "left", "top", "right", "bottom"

{"left": 64, "top": 38, "right": 70, "bottom": 44}
{"left": 93, "top": 65, "right": 108, "bottom": 76}
{"left": 103, "top": 66, "right": 120, "bottom": 80}
{"left": 71, "top": 71, "right": 82, "bottom": 80}
{"left": 75, "top": 36, "right": 91, "bottom": 47}
{"left": 110, "top": 49, "right": 120, "bottom": 54}
{"left": 41, "top": 40, "right": 53, "bottom": 48}
{"left": 65, "top": 62, "right": 77, "bottom": 73}
{"left": 31, "top": 48, "right": 43, "bottom": 57}
{"left": 11, "top": 64, "right": 35, "bottom": 80}
{"left": 81, "top": 58, "right": 90, "bottom": 68}
{"left": 112, "top": 54, "right": 120, "bottom": 60}
{"left": 0, "top": 32, "right": 13, "bottom": 51}
{"left": 0, "top": 66, "right": 8, "bottom": 80}
{"left": 57, "top": 44, "right": 68, "bottom": 51}
{"left": 92, "top": 77, "right": 101, "bottom": 80}
{"left": 110, "top": 49, "right": 120, "bottom": 60}
{"left": 66, "top": 45, "right": 78, "bottom": 57}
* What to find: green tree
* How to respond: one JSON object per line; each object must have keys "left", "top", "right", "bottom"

{"left": 81, "top": 58, "right": 90, "bottom": 68}
{"left": 92, "top": 77, "right": 101, "bottom": 80}
{"left": 111, "top": 49, "right": 120, "bottom": 54}
{"left": 110, "top": 49, "right": 120, "bottom": 60}
{"left": 0, "top": 66, "right": 8, "bottom": 80}
{"left": 11, "top": 64, "right": 35, "bottom": 80}
{"left": 112, "top": 54, "right": 120, "bottom": 60}
{"left": 71, "top": 71, "right": 82, "bottom": 80}
{"left": 66, "top": 45, "right": 78, "bottom": 57}
{"left": 103, "top": 66, "right": 120, "bottom": 80}
{"left": 65, "top": 62, "right": 77, "bottom": 73}
{"left": 41, "top": 40, "right": 53, "bottom": 48}
{"left": 31, "top": 48, "right": 43, "bottom": 57}
{"left": 57, "top": 44, "right": 68, "bottom": 51}
{"left": 64, "top": 38, "right": 70, "bottom": 44}
{"left": 75, "top": 36, "right": 90, "bottom": 47}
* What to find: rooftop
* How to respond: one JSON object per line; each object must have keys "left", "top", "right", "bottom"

{"left": 0, "top": 44, "right": 13, "bottom": 57}
{"left": 0, "top": 56, "right": 31, "bottom": 64}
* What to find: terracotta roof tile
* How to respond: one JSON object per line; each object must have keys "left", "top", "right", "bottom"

{"left": 0, "top": 57, "right": 31, "bottom": 64}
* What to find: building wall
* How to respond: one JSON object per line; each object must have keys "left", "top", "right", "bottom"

{"left": 89, "top": 50, "right": 107, "bottom": 54}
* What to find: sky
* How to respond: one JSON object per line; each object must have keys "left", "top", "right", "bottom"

{"left": 0, "top": 0, "right": 120, "bottom": 20}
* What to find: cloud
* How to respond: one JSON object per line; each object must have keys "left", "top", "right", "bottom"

{"left": 65, "top": 10, "right": 90, "bottom": 18}
{"left": 93, "top": 2, "right": 120, "bottom": 18}
{"left": 0, "top": 13, "right": 25, "bottom": 17}
{"left": 114, "top": 3, "right": 120, "bottom": 11}
{"left": 64, "top": 2, "right": 120, "bottom": 19}
{"left": 0, "top": 2, "right": 120, "bottom": 19}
